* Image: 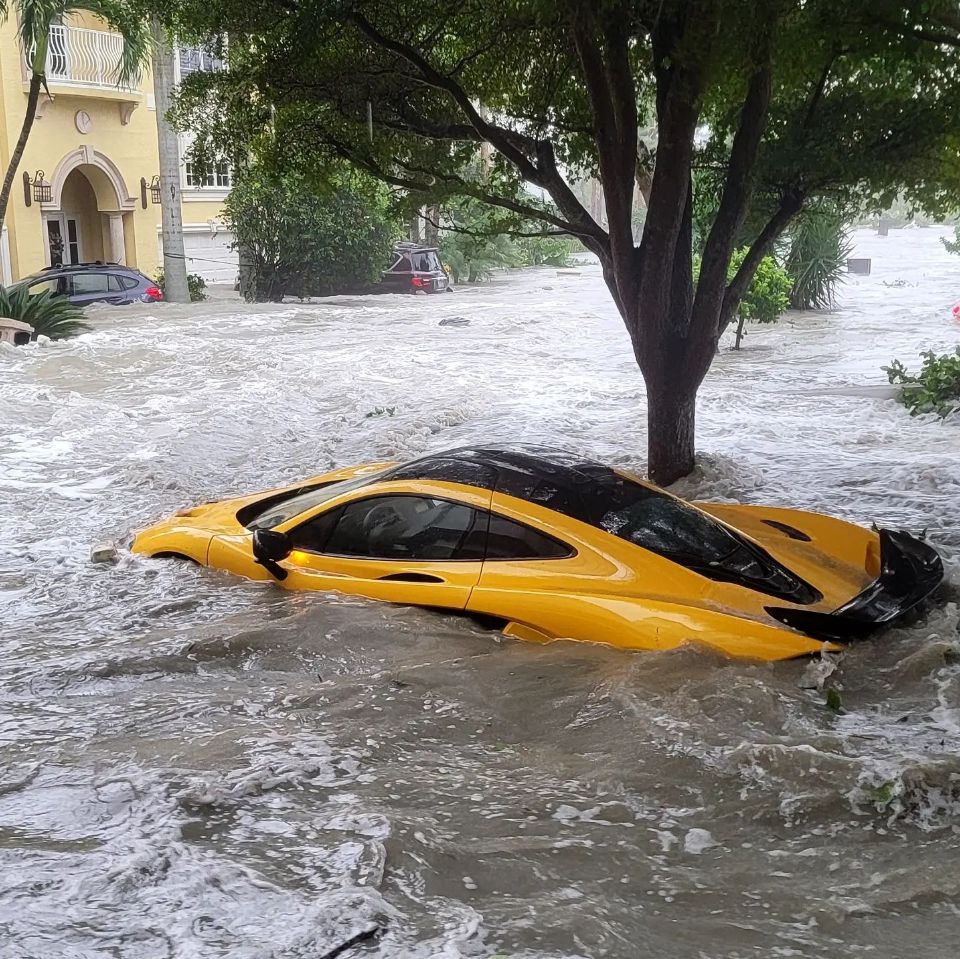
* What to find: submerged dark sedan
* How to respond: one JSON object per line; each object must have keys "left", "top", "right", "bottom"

{"left": 12, "top": 262, "right": 163, "bottom": 306}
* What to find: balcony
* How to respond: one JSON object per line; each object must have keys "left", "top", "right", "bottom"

{"left": 31, "top": 24, "right": 138, "bottom": 92}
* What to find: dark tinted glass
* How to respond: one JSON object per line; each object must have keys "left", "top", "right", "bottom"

{"left": 597, "top": 486, "right": 740, "bottom": 564}
{"left": 325, "top": 496, "right": 476, "bottom": 560}
{"left": 72, "top": 273, "right": 110, "bottom": 294}
{"left": 117, "top": 274, "right": 140, "bottom": 290}
{"left": 288, "top": 506, "right": 343, "bottom": 553}
{"left": 385, "top": 457, "right": 498, "bottom": 488}
{"left": 484, "top": 514, "right": 573, "bottom": 560}
{"left": 245, "top": 471, "right": 385, "bottom": 530}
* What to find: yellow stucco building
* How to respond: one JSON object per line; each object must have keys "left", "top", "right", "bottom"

{"left": 0, "top": 13, "right": 236, "bottom": 286}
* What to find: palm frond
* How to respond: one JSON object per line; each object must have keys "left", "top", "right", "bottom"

{"left": 0, "top": 284, "right": 91, "bottom": 339}
{"left": 785, "top": 213, "right": 853, "bottom": 311}
{"left": 11, "top": 0, "right": 66, "bottom": 64}
{"left": 68, "top": 0, "right": 154, "bottom": 85}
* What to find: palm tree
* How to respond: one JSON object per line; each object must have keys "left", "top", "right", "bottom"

{"left": 0, "top": 0, "right": 151, "bottom": 229}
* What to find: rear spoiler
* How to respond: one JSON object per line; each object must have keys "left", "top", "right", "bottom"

{"left": 765, "top": 529, "right": 943, "bottom": 643}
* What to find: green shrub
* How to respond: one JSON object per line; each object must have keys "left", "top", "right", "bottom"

{"left": 730, "top": 247, "right": 792, "bottom": 349}
{"left": 438, "top": 195, "right": 577, "bottom": 282}
{"left": 440, "top": 230, "right": 520, "bottom": 283}
{"left": 942, "top": 226, "right": 960, "bottom": 255}
{"left": 884, "top": 348, "right": 960, "bottom": 418}
{"left": 154, "top": 269, "right": 208, "bottom": 302}
{"left": 515, "top": 234, "right": 577, "bottom": 268}
{"left": 785, "top": 211, "right": 853, "bottom": 310}
{"left": 0, "top": 285, "right": 90, "bottom": 340}
{"left": 225, "top": 166, "right": 399, "bottom": 301}
{"left": 693, "top": 247, "right": 791, "bottom": 349}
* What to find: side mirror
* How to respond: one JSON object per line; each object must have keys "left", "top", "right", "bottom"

{"left": 252, "top": 528, "right": 291, "bottom": 580}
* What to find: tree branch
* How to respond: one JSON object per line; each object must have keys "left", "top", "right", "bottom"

{"left": 802, "top": 51, "right": 841, "bottom": 130}
{"left": 420, "top": 210, "right": 571, "bottom": 240}
{"left": 694, "top": 46, "right": 774, "bottom": 335}
{"left": 635, "top": 3, "right": 714, "bottom": 332}
{"left": 719, "top": 191, "right": 804, "bottom": 333}
{"left": 349, "top": 11, "right": 607, "bottom": 249}
{"left": 570, "top": 6, "right": 637, "bottom": 249}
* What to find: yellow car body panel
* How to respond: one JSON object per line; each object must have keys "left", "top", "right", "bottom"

{"left": 132, "top": 448, "right": 941, "bottom": 662}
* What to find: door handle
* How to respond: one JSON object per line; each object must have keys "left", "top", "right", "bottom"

{"left": 377, "top": 572, "right": 444, "bottom": 583}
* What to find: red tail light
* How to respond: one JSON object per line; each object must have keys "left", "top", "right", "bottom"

{"left": 411, "top": 276, "right": 427, "bottom": 288}
{"left": 145, "top": 286, "right": 164, "bottom": 301}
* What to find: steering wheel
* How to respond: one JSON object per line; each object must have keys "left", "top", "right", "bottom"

{"left": 361, "top": 503, "right": 405, "bottom": 536}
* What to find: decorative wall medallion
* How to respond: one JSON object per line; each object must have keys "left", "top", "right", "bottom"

{"left": 74, "top": 110, "right": 92, "bottom": 134}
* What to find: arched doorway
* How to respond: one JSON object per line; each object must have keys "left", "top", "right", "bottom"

{"left": 45, "top": 169, "right": 104, "bottom": 266}
{"left": 42, "top": 148, "right": 137, "bottom": 268}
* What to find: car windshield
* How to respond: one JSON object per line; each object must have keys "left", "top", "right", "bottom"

{"left": 597, "top": 484, "right": 741, "bottom": 564}
{"left": 246, "top": 470, "right": 385, "bottom": 530}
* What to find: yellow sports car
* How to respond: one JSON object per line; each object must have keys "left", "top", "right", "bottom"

{"left": 133, "top": 446, "right": 943, "bottom": 661}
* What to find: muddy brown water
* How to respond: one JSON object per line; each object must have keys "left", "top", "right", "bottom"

{"left": 1, "top": 228, "right": 959, "bottom": 957}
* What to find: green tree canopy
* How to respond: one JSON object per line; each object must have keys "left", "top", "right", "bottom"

{"left": 161, "top": 0, "right": 960, "bottom": 481}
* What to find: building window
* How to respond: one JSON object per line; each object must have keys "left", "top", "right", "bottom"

{"left": 185, "top": 161, "right": 232, "bottom": 189}
{"left": 178, "top": 45, "right": 226, "bottom": 78}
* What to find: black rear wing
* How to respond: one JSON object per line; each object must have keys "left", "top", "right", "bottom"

{"left": 765, "top": 529, "right": 943, "bottom": 643}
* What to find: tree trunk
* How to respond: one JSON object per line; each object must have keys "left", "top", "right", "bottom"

{"left": 0, "top": 71, "right": 44, "bottom": 230}
{"left": 423, "top": 205, "right": 439, "bottom": 244}
{"left": 734, "top": 314, "right": 745, "bottom": 349}
{"left": 646, "top": 378, "right": 698, "bottom": 486}
{"left": 151, "top": 20, "right": 191, "bottom": 303}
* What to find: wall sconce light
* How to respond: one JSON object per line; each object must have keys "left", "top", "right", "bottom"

{"left": 141, "top": 175, "right": 162, "bottom": 206}
{"left": 32, "top": 170, "right": 52, "bottom": 203}
{"left": 23, "top": 170, "right": 52, "bottom": 206}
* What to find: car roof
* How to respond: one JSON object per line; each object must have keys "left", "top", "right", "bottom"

{"left": 21, "top": 262, "right": 145, "bottom": 280}
{"left": 393, "top": 243, "right": 439, "bottom": 254}
{"left": 383, "top": 445, "right": 652, "bottom": 519}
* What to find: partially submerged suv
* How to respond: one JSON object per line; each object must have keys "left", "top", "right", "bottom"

{"left": 13, "top": 262, "right": 163, "bottom": 306}
{"left": 380, "top": 243, "right": 450, "bottom": 294}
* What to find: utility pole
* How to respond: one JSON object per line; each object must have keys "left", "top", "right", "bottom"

{"left": 150, "top": 19, "right": 190, "bottom": 303}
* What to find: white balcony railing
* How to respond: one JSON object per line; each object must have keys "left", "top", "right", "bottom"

{"left": 35, "top": 24, "right": 135, "bottom": 91}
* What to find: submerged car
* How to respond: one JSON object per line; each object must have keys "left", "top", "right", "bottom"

{"left": 12, "top": 262, "right": 163, "bottom": 306}
{"left": 133, "top": 446, "right": 943, "bottom": 661}
{"left": 379, "top": 243, "right": 450, "bottom": 294}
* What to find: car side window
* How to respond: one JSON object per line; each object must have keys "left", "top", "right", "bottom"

{"left": 484, "top": 514, "right": 574, "bottom": 560}
{"left": 27, "top": 278, "right": 60, "bottom": 296}
{"left": 120, "top": 275, "right": 141, "bottom": 290}
{"left": 323, "top": 495, "right": 476, "bottom": 560}
{"left": 71, "top": 273, "right": 110, "bottom": 294}
{"left": 288, "top": 506, "right": 344, "bottom": 553}
{"left": 107, "top": 274, "right": 133, "bottom": 292}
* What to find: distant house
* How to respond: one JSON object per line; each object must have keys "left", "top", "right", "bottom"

{"left": 0, "top": 13, "right": 237, "bottom": 284}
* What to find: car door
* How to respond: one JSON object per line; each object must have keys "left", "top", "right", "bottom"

{"left": 381, "top": 252, "right": 412, "bottom": 292}
{"left": 26, "top": 276, "right": 68, "bottom": 298}
{"left": 68, "top": 271, "right": 120, "bottom": 306}
{"left": 461, "top": 504, "right": 670, "bottom": 648}
{"left": 277, "top": 493, "right": 487, "bottom": 610}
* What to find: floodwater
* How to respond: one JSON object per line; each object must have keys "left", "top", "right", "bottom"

{"left": 1, "top": 228, "right": 959, "bottom": 958}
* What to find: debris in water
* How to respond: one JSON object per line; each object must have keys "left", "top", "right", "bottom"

{"left": 318, "top": 925, "right": 381, "bottom": 959}
{"left": 799, "top": 652, "right": 838, "bottom": 690}
{"left": 683, "top": 828, "right": 717, "bottom": 854}
{"left": 90, "top": 542, "right": 118, "bottom": 564}
{"left": 825, "top": 687, "right": 846, "bottom": 714}
{"left": 439, "top": 316, "right": 470, "bottom": 326}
